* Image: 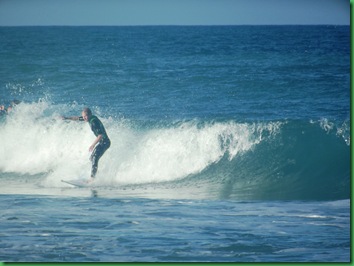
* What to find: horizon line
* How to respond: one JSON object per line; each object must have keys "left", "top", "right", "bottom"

{"left": 0, "top": 24, "right": 349, "bottom": 27}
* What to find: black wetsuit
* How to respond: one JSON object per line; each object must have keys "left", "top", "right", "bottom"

{"left": 80, "top": 115, "right": 111, "bottom": 178}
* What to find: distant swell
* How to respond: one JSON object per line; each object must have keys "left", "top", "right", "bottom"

{"left": 0, "top": 102, "right": 350, "bottom": 200}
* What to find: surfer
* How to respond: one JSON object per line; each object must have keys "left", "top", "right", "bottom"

{"left": 61, "top": 107, "right": 111, "bottom": 182}
{"left": 0, "top": 105, "right": 6, "bottom": 116}
{"left": 0, "top": 99, "right": 21, "bottom": 115}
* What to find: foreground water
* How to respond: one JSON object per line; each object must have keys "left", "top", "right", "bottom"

{"left": 0, "top": 194, "right": 349, "bottom": 262}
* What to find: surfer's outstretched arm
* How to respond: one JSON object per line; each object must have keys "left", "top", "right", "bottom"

{"left": 61, "top": 116, "right": 83, "bottom": 121}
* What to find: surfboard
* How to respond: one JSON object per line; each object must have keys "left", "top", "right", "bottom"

{"left": 61, "top": 179, "right": 92, "bottom": 188}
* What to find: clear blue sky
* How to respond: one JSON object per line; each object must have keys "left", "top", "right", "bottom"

{"left": 0, "top": 0, "right": 349, "bottom": 26}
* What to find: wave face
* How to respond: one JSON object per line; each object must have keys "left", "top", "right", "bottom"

{"left": 200, "top": 119, "right": 350, "bottom": 201}
{"left": 0, "top": 102, "right": 349, "bottom": 201}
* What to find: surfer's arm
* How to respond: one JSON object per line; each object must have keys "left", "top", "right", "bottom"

{"left": 61, "top": 116, "right": 84, "bottom": 121}
{"left": 89, "top": 134, "right": 102, "bottom": 152}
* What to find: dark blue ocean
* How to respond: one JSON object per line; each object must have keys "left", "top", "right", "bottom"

{"left": 0, "top": 26, "right": 350, "bottom": 262}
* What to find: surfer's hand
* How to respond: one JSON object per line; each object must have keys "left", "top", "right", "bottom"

{"left": 89, "top": 145, "right": 95, "bottom": 152}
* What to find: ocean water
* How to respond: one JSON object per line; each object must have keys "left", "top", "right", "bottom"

{"left": 0, "top": 26, "right": 350, "bottom": 262}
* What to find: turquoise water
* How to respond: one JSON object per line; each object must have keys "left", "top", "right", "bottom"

{"left": 0, "top": 26, "right": 350, "bottom": 262}
{"left": 0, "top": 195, "right": 349, "bottom": 262}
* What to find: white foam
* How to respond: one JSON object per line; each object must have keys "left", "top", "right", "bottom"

{"left": 0, "top": 102, "right": 281, "bottom": 187}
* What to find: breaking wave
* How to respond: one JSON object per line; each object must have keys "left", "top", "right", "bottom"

{"left": 0, "top": 101, "right": 350, "bottom": 200}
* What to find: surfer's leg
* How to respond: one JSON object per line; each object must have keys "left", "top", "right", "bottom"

{"left": 90, "top": 142, "right": 110, "bottom": 178}
{"left": 90, "top": 146, "right": 100, "bottom": 178}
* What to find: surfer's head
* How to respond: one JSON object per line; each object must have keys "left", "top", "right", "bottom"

{"left": 82, "top": 107, "right": 92, "bottom": 122}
